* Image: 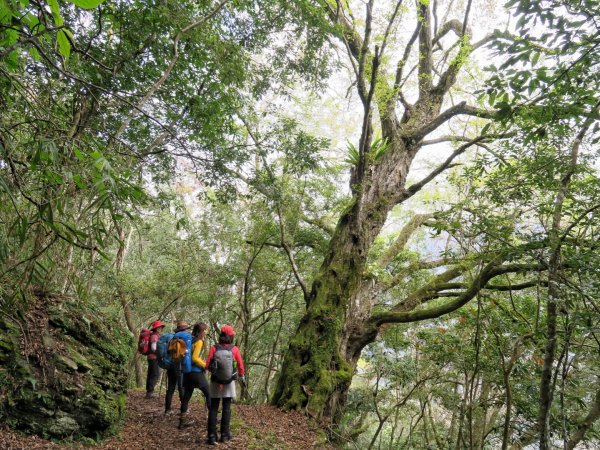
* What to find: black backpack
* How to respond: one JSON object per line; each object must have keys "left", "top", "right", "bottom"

{"left": 209, "top": 344, "right": 237, "bottom": 384}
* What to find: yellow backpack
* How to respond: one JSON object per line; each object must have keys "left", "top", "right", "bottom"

{"left": 168, "top": 337, "right": 187, "bottom": 362}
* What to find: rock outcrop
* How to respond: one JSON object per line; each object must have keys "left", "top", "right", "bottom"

{"left": 0, "top": 292, "right": 131, "bottom": 441}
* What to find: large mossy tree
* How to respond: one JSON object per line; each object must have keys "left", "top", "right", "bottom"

{"left": 271, "top": 0, "right": 600, "bottom": 434}
{"left": 2, "top": 0, "right": 600, "bottom": 446}
{"left": 272, "top": 0, "right": 505, "bottom": 419}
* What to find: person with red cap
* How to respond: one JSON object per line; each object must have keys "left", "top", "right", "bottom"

{"left": 204, "top": 324, "right": 245, "bottom": 445}
{"left": 145, "top": 320, "right": 165, "bottom": 398}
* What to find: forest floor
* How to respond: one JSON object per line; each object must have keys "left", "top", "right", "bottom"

{"left": 0, "top": 390, "right": 335, "bottom": 449}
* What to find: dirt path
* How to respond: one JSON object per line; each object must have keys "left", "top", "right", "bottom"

{"left": 0, "top": 391, "right": 334, "bottom": 449}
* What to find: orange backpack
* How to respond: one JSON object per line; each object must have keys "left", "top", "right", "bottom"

{"left": 168, "top": 337, "right": 187, "bottom": 362}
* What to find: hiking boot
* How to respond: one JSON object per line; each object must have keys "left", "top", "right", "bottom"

{"left": 164, "top": 409, "right": 176, "bottom": 417}
{"left": 206, "top": 435, "right": 218, "bottom": 446}
{"left": 220, "top": 433, "right": 232, "bottom": 443}
{"left": 145, "top": 392, "right": 158, "bottom": 399}
{"left": 178, "top": 412, "right": 196, "bottom": 429}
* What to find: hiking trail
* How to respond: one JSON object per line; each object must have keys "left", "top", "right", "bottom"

{"left": 0, "top": 391, "right": 333, "bottom": 449}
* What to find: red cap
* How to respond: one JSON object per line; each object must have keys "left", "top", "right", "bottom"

{"left": 151, "top": 320, "right": 165, "bottom": 330}
{"left": 221, "top": 325, "right": 235, "bottom": 336}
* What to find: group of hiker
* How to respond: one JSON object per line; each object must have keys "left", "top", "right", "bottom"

{"left": 138, "top": 319, "right": 245, "bottom": 445}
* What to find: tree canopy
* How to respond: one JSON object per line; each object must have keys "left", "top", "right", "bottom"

{"left": 1, "top": 0, "right": 600, "bottom": 448}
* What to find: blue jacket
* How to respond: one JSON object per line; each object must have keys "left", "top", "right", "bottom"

{"left": 173, "top": 330, "right": 193, "bottom": 373}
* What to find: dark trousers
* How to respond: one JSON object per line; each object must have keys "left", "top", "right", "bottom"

{"left": 208, "top": 397, "right": 232, "bottom": 438}
{"left": 145, "top": 359, "right": 160, "bottom": 393}
{"left": 181, "top": 371, "right": 210, "bottom": 413}
{"left": 165, "top": 365, "right": 184, "bottom": 411}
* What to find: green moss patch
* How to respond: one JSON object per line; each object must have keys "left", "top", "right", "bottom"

{"left": 0, "top": 293, "right": 132, "bottom": 442}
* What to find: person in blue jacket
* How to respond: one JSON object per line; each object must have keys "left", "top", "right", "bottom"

{"left": 169, "top": 321, "right": 192, "bottom": 419}
{"left": 162, "top": 321, "right": 190, "bottom": 415}
{"left": 178, "top": 322, "right": 210, "bottom": 429}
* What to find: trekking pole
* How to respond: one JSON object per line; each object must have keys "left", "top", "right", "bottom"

{"left": 158, "top": 369, "right": 165, "bottom": 400}
{"left": 240, "top": 378, "right": 253, "bottom": 402}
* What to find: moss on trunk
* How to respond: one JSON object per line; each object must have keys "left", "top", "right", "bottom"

{"left": 272, "top": 227, "right": 363, "bottom": 421}
{"left": 0, "top": 292, "right": 131, "bottom": 441}
{"left": 271, "top": 302, "right": 354, "bottom": 420}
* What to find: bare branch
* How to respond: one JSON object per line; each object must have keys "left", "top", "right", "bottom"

{"left": 472, "top": 33, "right": 495, "bottom": 50}
{"left": 410, "top": 102, "right": 495, "bottom": 141}
{"left": 461, "top": 0, "right": 474, "bottom": 36}
{"left": 391, "top": 266, "right": 469, "bottom": 314}
{"left": 460, "top": 104, "right": 497, "bottom": 119}
{"left": 301, "top": 215, "right": 334, "bottom": 236}
{"left": 279, "top": 220, "right": 310, "bottom": 303}
{"left": 245, "top": 240, "right": 283, "bottom": 249}
{"left": 417, "top": 1, "right": 434, "bottom": 96}
{"left": 371, "top": 262, "right": 545, "bottom": 326}
{"left": 421, "top": 135, "right": 473, "bottom": 146}
{"left": 394, "top": 21, "right": 420, "bottom": 95}
{"left": 484, "top": 280, "right": 549, "bottom": 291}
{"left": 356, "top": 0, "right": 375, "bottom": 104}
{"left": 384, "top": 258, "right": 455, "bottom": 291}
{"left": 378, "top": 0, "right": 405, "bottom": 60}
{"left": 401, "top": 135, "right": 485, "bottom": 201}
{"left": 432, "top": 19, "right": 462, "bottom": 46}
{"left": 376, "top": 214, "right": 434, "bottom": 268}
{"left": 429, "top": 0, "right": 474, "bottom": 95}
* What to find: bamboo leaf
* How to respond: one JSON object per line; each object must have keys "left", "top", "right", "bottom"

{"left": 57, "top": 30, "right": 70, "bottom": 60}
{"left": 66, "top": 0, "right": 105, "bottom": 9}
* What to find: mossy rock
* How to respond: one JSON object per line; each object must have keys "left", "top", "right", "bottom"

{"left": 0, "top": 293, "right": 132, "bottom": 441}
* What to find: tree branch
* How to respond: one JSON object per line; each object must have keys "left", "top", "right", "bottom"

{"left": 384, "top": 258, "right": 456, "bottom": 291}
{"left": 394, "top": 21, "right": 420, "bottom": 97}
{"left": 376, "top": 214, "right": 434, "bottom": 268}
{"left": 390, "top": 265, "right": 469, "bottom": 314}
{"left": 279, "top": 228, "right": 309, "bottom": 304}
{"left": 566, "top": 382, "right": 600, "bottom": 450}
{"left": 410, "top": 102, "right": 495, "bottom": 140}
{"left": 377, "top": 0, "right": 405, "bottom": 61}
{"left": 417, "top": 1, "right": 433, "bottom": 96}
{"left": 484, "top": 280, "right": 548, "bottom": 291}
{"left": 432, "top": 19, "right": 462, "bottom": 46}
{"left": 371, "top": 262, "right": 546, "bottom": 326}
{"left": 356, "top": 0, "right": 374, "bottom": 105}
{"left": 401, "top": 135, "right": 485, "bottom": 201}
{"left": 114, "top": 0, "right": 229, "bottom": 140}
{"left": 421, "top": 135, "right": 473, "bottom": 146}
{"left": 300, "top": 214, "right": 334, "bottom": 236}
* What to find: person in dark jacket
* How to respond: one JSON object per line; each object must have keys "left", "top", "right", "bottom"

{"left": 204, "top": 325, "right": 245, "bottom": 445}
{"left": 145, "top": 320, "right": 165, "bottom": 398}
{"left": 178, "top": 322, "right": 210, "bottom": 429}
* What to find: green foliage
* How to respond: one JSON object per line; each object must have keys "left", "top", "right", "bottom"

{"left": 1, "top": 0, "right": 600, "bottom": 446}
{"left": 345, "top": 140, "right": 360, "bottom": 165}
{"left": 67, "top": 0, "right": 105, "bottom": 9}
{"left": 0, "top": 0, "right": 333, "bottom": 299}
{"left": 485, "top": 0, "right": 600, "bottom": 137}
{"left": 344, "top": 136, "right": 390, "bottom": 166}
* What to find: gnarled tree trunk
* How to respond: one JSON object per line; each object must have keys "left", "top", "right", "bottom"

{"left": 273, "top": 1, "right": 510, "bottom": 421}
